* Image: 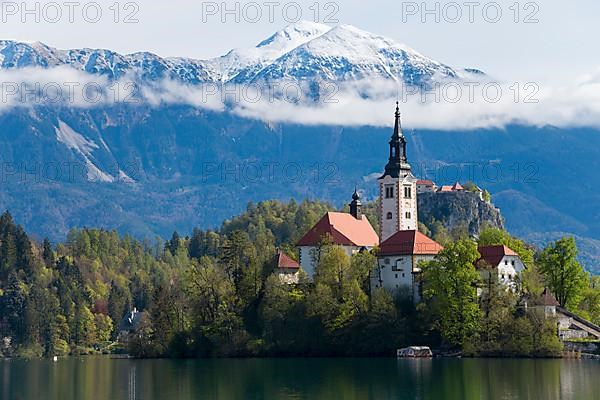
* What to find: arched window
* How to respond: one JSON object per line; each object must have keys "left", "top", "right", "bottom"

{"left": 386, "top": 212, "right": 393, "bottom": 220}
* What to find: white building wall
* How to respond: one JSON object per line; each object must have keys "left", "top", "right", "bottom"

{"left": 497, "top": 255, "right": 526, "bottom": 286}
{"left": 379, "top": 174, "right": 418, "bottom": 241}
{"left": 417, "top": 184, "right": 434, "bottom": 194}
{"left": 479, "top": 255, "right": 526, "bottom": 290}
{"left": 277, "top": 270, "right": 300, "bottom": 285}
{"left": 373, "top": 254, "right": 436, "bottom": 302}
{"left": 298, "top": 246, "right": 316, "bottom": 278}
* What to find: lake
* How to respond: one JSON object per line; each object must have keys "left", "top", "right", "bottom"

{"left": 1, "top": 357, "right": 599, "bottom": 400}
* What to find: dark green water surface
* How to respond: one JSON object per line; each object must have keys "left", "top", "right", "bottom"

{"left": 1, "top": 357, "right": 598, "bottom": 400}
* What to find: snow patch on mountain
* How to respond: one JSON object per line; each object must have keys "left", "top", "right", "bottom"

{"left": 85, "top": 159, "right": 114, "bottom": 183}
{"left": 118, "top": 170, "right": 135, "bottom": 184}
{"left": 55, "top": 120, "right": 114, "bottom": 183}
{"left": 55, "top": 120, "right": 98, "bottom": 156}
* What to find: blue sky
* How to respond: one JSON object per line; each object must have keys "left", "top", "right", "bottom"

{"left": 0, "top": 0, "right": 597, "bottom": 84}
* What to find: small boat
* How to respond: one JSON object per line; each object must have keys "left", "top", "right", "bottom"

{"left": 397, "top": 346, "right": 433, "bottom": 358}
{"left": 52, "top": 356, "right": 58, "bottom": 362}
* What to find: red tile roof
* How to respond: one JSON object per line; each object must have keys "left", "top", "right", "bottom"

{"left": 476, "top": 245, "right": 519, "bottom": 267}
{"left": 452, "top": 182, "right": 464, "bottom": 191}
{"left": 296, "top": 212, "right": 379, "bottom": 247}
{"left": 379, "top": 230, "right": 443, "bottom": 256}
{"left": 275, "top": 252, "right": 300, "bottom": 270}
{"left": 438, "top": 185, "right": 453, "bottom": 192}
{"left": 417, "top": 180, "right": 435, "bottom": 186}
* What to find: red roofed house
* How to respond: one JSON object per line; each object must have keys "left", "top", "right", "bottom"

{"left": 476, "top": 245, "right": 526, "bottom": 289}
{"left": 273, "top": 251, "right": 301, "bottom": 284}
{"left": 451, "top": 182, "right": 465, "bottom": 191}
{"left": 416, "top": 180, "right": 437, "bottom": 194}
{"left": 437, "top": 182, "right": 465, "bottom": 193}
{"left": 373, "top": 230, "right": 443, "bottom": 300}
{"left": 297, "top": 190, "right": 379, "bottom": 278}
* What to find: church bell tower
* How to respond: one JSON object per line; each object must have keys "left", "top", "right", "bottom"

{"left": 378, "top": 103, "right": 418, "bottom": 241}
{"left": 349, "top": 188, "right": 362, "bottom": 220}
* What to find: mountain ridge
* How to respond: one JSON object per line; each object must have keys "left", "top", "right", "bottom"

{"left": 0, "top": 21, "right": 482, "bottom": 87}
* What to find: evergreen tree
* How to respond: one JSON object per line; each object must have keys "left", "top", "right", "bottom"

{"left": 1, "top": 272, "right": 27, "bottom": 343}
{"left": 108, "top": 283, "right": 132, "bottom": 332}
{"left": 167, "top": 231, "right": 181, "bottom": 256}
{"left": 42, "top": 238, "right": 55, "bottom": 267}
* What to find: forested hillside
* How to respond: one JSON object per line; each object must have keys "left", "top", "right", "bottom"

{"left": 0, "top": 200, "right": 598, "bottom": 358}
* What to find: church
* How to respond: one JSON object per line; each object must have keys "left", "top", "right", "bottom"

{"left": 295, "top": 103, "right": 523, "bottom": 299}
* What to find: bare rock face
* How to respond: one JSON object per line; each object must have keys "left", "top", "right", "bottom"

{"left": 418, "top": 191, "right": 504, "bottom": 237}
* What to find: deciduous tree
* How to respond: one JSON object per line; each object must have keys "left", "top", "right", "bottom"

{"left": 421, "top": 239, "right": 482, "bottom": 348}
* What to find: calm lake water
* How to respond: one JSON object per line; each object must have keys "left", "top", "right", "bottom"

{"left": 1, "top": 357, "right": 599, "bottom": 400}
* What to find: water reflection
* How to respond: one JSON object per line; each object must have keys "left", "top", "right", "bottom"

{"left": 128, "top": 365, "right": 136, "bottom": 400}
{"left": 0, "top": 357, "right": 598, "bottom": 400}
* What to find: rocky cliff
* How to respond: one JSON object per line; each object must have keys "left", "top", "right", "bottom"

{"left": 418, "top": 191, "right": 504, "bottom": 237}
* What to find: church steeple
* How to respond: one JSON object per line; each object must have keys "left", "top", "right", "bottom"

{"left": 378, "top": 103, "right": 418, "bottom": 241}
{"left": 382, "top": 102, "right": 409, "bottom": 179}
{"left": 349, "top": 187, "right": 362, "bottom": 220}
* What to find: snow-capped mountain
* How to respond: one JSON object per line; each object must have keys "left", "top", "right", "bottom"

{"left": 208, "top": 20, "right": 332, "bottom": 83}
{"left": 0, "top": 40, "right": 214, "bottom": 83}
{"left": 249, "top": 24, "right": 464, "bottom": 85}
{"left": 0, "top": 22, "right": 481, "bottom": 87}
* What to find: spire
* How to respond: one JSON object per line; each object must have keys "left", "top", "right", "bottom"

{"left": 349, "top": 188, "right": 362, "bottom": 220}
{"left": 381, "top": 103, "right": 410, "bottom": 179}
{"left": 393, "top": 101, "right": 403, "bottom": 140}
{"left": 352, "top": 186, "right": 360, "bottom": 201}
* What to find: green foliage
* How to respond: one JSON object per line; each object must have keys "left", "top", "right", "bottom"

{"left": 418, "top": 222, "right": 431, "bottom": 237}
{"left": 74, "top": 305, "right": 97, "bottom": 348}
{"left": 484, "top": 312, "right": 563, "bottom": 357}
{"left": 94, "top": 314, "right": 113, "bottom": 343}
{"left": 521, "top": 264, "right": 546, "bottom": 298}
{"left": 575, "top": 276, "right": 600, "bottom": 325}
{"left": 421, "top": 239, "right": 482, "bottom": 348}
{"left": 428, "top": 219, "right": 453, "bottom": 245}
{"left": 538, "top": 237, "right": 588, "bottom": 308}
{"left": 462, "top": 181, "right": 479, "bottom": 192}
{"left": 0, "top": 203, "right": 575, "bottom": 359}
{"left": 482, "top": 190, "right": 492, "bottom": 203}
{"left": 259, "top": 274, "right": 318, "bottom": 353}
{"left": 307, "top": 246, "right": 369, "bottom": 334}
{"left": 108, "top": 283, "right": 132, "bottom": 334}
{"left": 477, "top": 265, "right": 518, "bottom": 354}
